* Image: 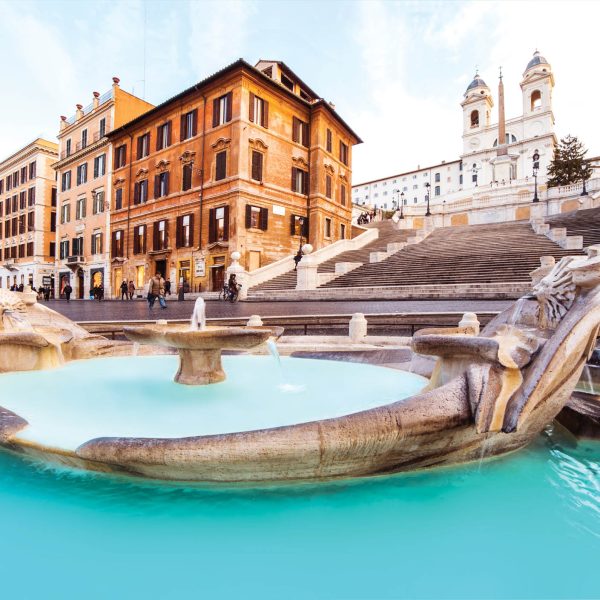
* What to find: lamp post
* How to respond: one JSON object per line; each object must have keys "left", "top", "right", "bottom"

{"left": 400, "top": 191, "right": 405, "bottom": 219}
{"left": 425, "top": 182, "right": 431, "bottom": 217}
{"left": 532, "top": 149, "right": 540, "bottom": 203}
{"left": 471, "top": 162, "right": 480, "bottom": 187}
{"left": 581, "top": 163, "right": 589, "bottom": 196}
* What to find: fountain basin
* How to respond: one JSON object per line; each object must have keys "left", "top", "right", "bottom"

{"left": 123, "top": 325, "right": 276, "bottom": 385}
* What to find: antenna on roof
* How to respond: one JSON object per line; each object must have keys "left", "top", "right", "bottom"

{"left": 142, "top": 3, "right": 147, "bottom": 99}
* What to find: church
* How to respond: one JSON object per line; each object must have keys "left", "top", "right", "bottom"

{"left": 352, "top": 51, "right": 556, "bottom": 211}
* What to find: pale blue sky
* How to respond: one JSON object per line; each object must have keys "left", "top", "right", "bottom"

{"left": 1, "top": 0, "right": 598, "bottom": 183}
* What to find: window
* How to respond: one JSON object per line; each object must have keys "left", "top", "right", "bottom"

{"left": 134, "top": 179, "right": 149, "bottom": 204}
{"left": 435, "top": 172, "right": 440, "bottom": 182}
{"left": 61, "top": 170, "right": 71, "bottom": 191}
{"left": 531, "top": 90, "right": 542, "bottom": 110}
{"left": 76, "top": 163, "right": 88, "bottom": 186}
{"left": 324, "top": 217, "right": 332, "bottom": 238}
{"left": 11, "top": 195, "right": 17, "bottom": 212}
{"left": 290, "top": 215, "right": 308, "bottom": 237}
{"left": 326, "top": 129, "right": 332, "bottom": 153}
{"left": 340, "top": 223, "right": 346, "bottom": 239}
{"left": 19, "top": 191, "right": 26, "bottom": 210}
{"left": 27, "top": 187, "right": 35, "bottom": 206}
{"left": 435, "top": 186, "right": 440, "bottom": 196}
{"left": 66, "top": 139, "right": 71, "bottom": 157}
{"left": 292, "top": 117, "right": 309, "bottom": 147}
{"left": 0, "top": 180, "right": 3, "bottom": 194}
{"left": 133, "top": 224, "right": 147, "bottom": 254}
{"left": 5, "top": 176, "right": 11, "bottom": 192}
{"left": 99, "top": 118, "right": 106, "bottom": 138}
{"left": 325, "top": 174, "right": 332, "bottom": 199}
{"left": 72, "top": 236, "right": 83, "bottom": 256}
{"left": 20, "top": 166, "right": 27, "bottom": 183}
{"left": 154, "top": 172, "right": 169, "bottom": 198}
{"left": 291, "top": 167, "right": 308, "bottom": 195}
{"left": 114, "top": 145, "right": 127, "bottom": 169}
{"left": 112, "top": 230, "right": 124, "bottom": 258}
{"left": 459, "top": 174, "right": 463, "bottom": 185}
{"left": 137, "top": 133, "right": 150, "bottom": 159}
{"left": 413, "top": 198, "right": 417, "bottom": 204}
{"left": 50, "top": 211, "right": 56, "bottom": 232}
{"left": 60, "top": 203, "right": 70, "bottom": 224}
{"left": 153, "top": 220, "right": 168, "bottom": 251}
{"left": 470, "top": 110, "right": 479, "bottom": 127}
{"left": 208, "top": 206, "right": 229, "bottom": 243}
{"left": 249, "top": 93, "right": 268, "bottom": 128}
{"left": 91, "top": 231, "right": 103, "bottom": 255}
{"left": 18, "top": 244, "right": 25, "bottom": 258}
{"left": 340, "top": 184, "right": 347, "bottom": 206}
{"left": 18, "top": 215, "right": 25, "bottom": 234}
{"left": 115, "top": 188, "right": 123, "bottom": 210}
{"left": 29, "top": 161, "right": 36, "bottom": 179}
{"left": 182, "top": 164, "right": 193, "bottom": 191}
{"left": 49, "top": 241, "right": 55, "bottom": 258}
{"left": 76, "top": 197, "right": 86, "bottom": 220}
{"left": 156, "top": 122, "right": 171, "bottom": 151}
{"left": 212, "top": 92, "right": 233, "bottom": 127}
{"left": 176, "top": 214, "right": 193, "bottom": 248}
{"left": 4, "top": 221, "right": 9, "bottom": 238}
{"left": 339, "top": 141, "right": 348, "bottom": 165}
{"left": 93, "top": 191, "right": 105, "bottom": 214}
{"left": 181, "top": 110, "right": 198, "bottom": 141}
{"left": 413, "top": 184, "right": 418, "bottom": 190}
{"left": 81, "top": 129, "right": 88, "bottom": 149}
{"left": 60, "top": 240, "right": 69, "bottom": 260}
{"left": 93, "top": 154, "right": 106, "bottom": 178}
{"left": 245, "top": 205, "right": 268, "bottom": 230}
{"left": 215, "top": 151, "right": 227, "bottom": 181}
{"left": 251, "top": 151, "right": 263, "bottom": 182}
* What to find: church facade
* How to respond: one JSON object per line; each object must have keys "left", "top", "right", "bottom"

{"left": 353, "top": 51, "right": 557, "bottom": 214}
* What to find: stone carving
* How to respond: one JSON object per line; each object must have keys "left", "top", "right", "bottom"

{"left": 533, "top": 256, "right": 576, "bottom": 329}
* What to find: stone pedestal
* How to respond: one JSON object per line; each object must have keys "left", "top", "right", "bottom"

{"left": 349, "top": 313, "right": 368, "bottom": 342}
{"left": 225, "top": 251, "right": 248, "bottom": 300}
{"left": 175, "top": 349, "right": 226, "bottom": 385}
{"left": 295, "top": 244, "right": 317, "bottom": 291}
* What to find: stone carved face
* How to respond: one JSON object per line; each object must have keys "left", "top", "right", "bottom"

{"left": 533, "top": 257, "right": 577, "bottom": 329}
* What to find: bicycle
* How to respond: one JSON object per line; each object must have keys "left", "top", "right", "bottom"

{"left": 219, "top": 284, "right": 229, "bottom": 301}
{"left": 228, "top": 283, "right": 241, "bottom": 303}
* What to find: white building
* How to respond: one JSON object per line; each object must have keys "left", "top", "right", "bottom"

{"left": 353, "top": 51, "right": 557, "bottom": 215}
{"left": 0, "top": 139, "right": 58, "bottom": 292}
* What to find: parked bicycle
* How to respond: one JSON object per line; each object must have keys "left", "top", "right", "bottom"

{"left": 219, "top": 283, "right": 242, "bottom": 302}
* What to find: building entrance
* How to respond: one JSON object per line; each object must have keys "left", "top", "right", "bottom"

{"left": 154, "top": 259, "right": 167, "bottom": 279}
{"left": 211, "top": 266, "right": 224, "bottom": 292}
{"left": 77, "top": 268, "right": 84, "bottom": 299}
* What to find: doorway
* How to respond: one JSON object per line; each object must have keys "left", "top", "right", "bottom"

{"left": 248, "top": 250, "right": 261, "bottom": 271}
{"left": 211, "top": 266, "right": 224, "bottom": 291}
{"left": 77, "top": 268, "right": 84, "bottom": 299}
{"left": 154, "top": 259, "right": 167, "bottom": 279}
{"left": 113, "top": 267, "right": 122, "bottom": 299}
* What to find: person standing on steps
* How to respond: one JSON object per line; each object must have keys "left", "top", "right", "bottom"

{"left": 120, "top": 280, "right": 128, "bottom": 300}
{"left": 64, "top": 283, "right": 72, "bottom": 303}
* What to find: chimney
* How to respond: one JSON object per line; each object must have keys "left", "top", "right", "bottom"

{"left": 112, "top": 76, "right": 120, "bottom": 87}
{"left": 75, "top": 104, "right": 83, "bottom": 120}
{"left": 329, "top": 101, "right": 336, "bottom": 110}
{"left": 60, "top": 115, "right": 67, "bottom": 131}
{"left": 92, "top": 91, "right": 100, "bottom": 109}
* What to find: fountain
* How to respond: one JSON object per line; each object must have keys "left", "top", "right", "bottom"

{"left": 0, "top": 246, "right": 599, "bottom": 484}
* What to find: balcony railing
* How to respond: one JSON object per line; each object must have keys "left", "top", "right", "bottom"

{"left": 66, "top": 255, "right": 85, "bottom": 265}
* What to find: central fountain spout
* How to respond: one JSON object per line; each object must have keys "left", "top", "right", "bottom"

{"left": 190, "top": 297, "right": 206, "bottom": 331}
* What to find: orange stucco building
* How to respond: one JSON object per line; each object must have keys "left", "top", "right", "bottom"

{"left": 53, "top": 79, "right": 153, "bottom": 298}
{"left": 107, "top": 59, "right": 361, "bottom": 295}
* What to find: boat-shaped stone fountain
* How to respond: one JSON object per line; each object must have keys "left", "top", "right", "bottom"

{"left": 0, "top": 247, "right": 599, "bottom": 484}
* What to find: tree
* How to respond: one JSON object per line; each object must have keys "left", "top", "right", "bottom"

{"left": 546, "top": 134, "right": 592, "bottom": 187}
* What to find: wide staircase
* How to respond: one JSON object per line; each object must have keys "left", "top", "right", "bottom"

{"left": 250, "top": 222, "right": 414, "bottom": 293}
{"left": 321, "top": 220, "right": 584, "bottom": 290}
{"left": 545, "top": 207, "right": 600, "bottom": 248}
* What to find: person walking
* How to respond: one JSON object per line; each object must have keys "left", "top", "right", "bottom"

{"left": 128, "top": 280, "right": 135, "bottom": 300}
{"left": 120, "top": 280, "right": 128, "bottom": 300}
{"left": 64, "top": 283, "right": 72, "bottom": 303}
{"left": 97, "top": 283, "right": 104, "bottom": 301}
{"left": 147, "top": 272, "right": 166, "bottom": 309}
{"left": 164, "top": 279, "right": 171, "bottom": 296}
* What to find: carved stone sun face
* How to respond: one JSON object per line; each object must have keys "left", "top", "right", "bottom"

{"left": 533, "top": 257, "right": 576, "bottom": 329}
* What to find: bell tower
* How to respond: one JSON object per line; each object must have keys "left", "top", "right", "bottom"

{"left": 520, "top": 51, "right": 555, "bottom": 132}
{"left": 461, "top": 71, "right": 493, "bottom": 155}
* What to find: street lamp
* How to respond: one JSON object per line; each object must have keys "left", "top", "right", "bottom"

{"left": 471, "top": 162, "right": 480, "bottom": 187}
{"left": 532, "top": 149, "right": 540, "bottom": 203}
{"left": 425, "top": 182, "right": 431, "bottom": 216}
{"left": 581, "top": 163, "right": 589, "bottom": 196}
{"left": 400, "top": 191, "right": 405, "bottom": 219}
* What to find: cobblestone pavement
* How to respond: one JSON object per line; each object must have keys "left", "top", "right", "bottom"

{"left": 42, "top": 297, "right": 512, "bottom": 322}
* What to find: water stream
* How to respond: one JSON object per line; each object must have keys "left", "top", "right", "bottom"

{"left": 190, "top": 297, "right": 206, "bottom": 331}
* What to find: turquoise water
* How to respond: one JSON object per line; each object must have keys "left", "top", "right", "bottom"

{"left": 0, "top": 431, "right": 598, "bottom": 599}
{"left": 0, "top": 356, "right": 427, "bottom": 450}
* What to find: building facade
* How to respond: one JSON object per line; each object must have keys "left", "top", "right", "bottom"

{"left": 53, "top": 79, "right": 153, "bottom": 299}
{"left": 353, "top": 51, "right": 557, "bottom": 221}
{"left": 107, "top": 59, "right": 360, "bottom": 295}
{"left": 0, "top": 139, "right": 58, "bottom": 291}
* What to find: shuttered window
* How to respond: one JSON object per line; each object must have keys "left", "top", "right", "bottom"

{"left": 291, "top": 167, "right": 308, "bottom": 195}
{"left": 326, "top": 129, "right": 332, "bottom": 153}
{"left": 153, "top": 220, "right": 168, "bottom": 251}
{"left": 245, "top": 205, "right": 268, "bottom": 230}
{"left": 249, "top": 93, "right": 269, "bottom": 128}
{"left": 114, "top": 145, "right": 127, "bottom": 169}
{"left": 208, "top": 206, "right": 229, "bottom": 243}
{"left": 176, "top": 214, "right": 194, "bottom": 248}
{"left": 133, "top": 224, "right": 147, "bottom": 254}
{"left": 156, "top": 121, "right": 171, "bottom": 151}
{"left": 180, "top": 110, "right": 198, "bottom": 141}
{"left": 134, "top": 179, "right": 148, "bottom": 205}
{"left": 292, "top": 117, "right": 309, "bottom": 147}
{"left": 115, "top": 188, "right": 123, "bottom": 210}
{"left": 153, "top": 172, "right": 169, "bottom": 198}
{"left": 112, "top": 230, "right": 124, "bottom": 258}
{"left": 325, "top": 175, "right": 332, "bottom": 199}
{"left": 251, "top": 151, "right": 263, "bottom": 182}
{"left": 182, "top": 164, "right": 193, "bottom": 191}
{"left": 212, "top": 92, "right": 233, "bottom": 127}
{"left": 340, "top": 184, "right": 346, "bottom": 206}
{"left": 137, "top": 133, "right": 150, "bottom": 159}
{"left": 215, "top": 151, "right": 227, "bottom": 181}
{"left": 339, "top": 141, "right": 348, "bottom": 165}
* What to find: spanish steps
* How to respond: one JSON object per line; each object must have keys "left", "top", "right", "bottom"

{"left": 251, "top": 221, "right": 413, "bottom": 292}
{"left": 545, "top": 207, "right": 600, "bottom": 248}
{"left": 321, "top": 220, "right": 585, "bottom": 290}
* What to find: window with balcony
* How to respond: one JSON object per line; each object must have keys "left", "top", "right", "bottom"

{"left": 212, "top": 93, "right": 232, "bottom": 127}
{"left": 66, "top": 139, "right": 71, "bottom": 157}
{"left": 71, "top": 236, "right": 83, "bottom": 256}
{"left": 249, "top": 93, "right": 268, "bottom": 128}
{"left": 181, "top": 110, "right": 197, "bottom": 141}
{"left": 245, "top": 205, "right": 268, "bottom": 230}
{"left": 81, "top": 129, "right": 88, "bottom": 149}
{"left": 99, "top": 118, "right": 106, "bottom": 138}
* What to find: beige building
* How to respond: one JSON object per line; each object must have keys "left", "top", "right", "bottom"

{"left": 0, "top": 138, "right": 58, "bottom": 291}
{"left": 53, "top": 78, "right": 153, "bottom": 298}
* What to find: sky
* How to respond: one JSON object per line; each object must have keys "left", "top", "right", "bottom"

{"left": 1, "top": 0, "right": 599, "bottom": 185}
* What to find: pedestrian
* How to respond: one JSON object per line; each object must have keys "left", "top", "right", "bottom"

{"left": 120, "top": 280, "right": 128, "bottom": 300}
{"left": 147, "top": 272, "right": 166, "bottom": 309}
{"left": 128, "top": 280, "right": 135, "bottom": 300}
{"left": 293, "top": 249, "right": 303, "bottom": 271}
{"left": 164, "top": 279, "right": 171, "bottom": 296}
{"left": 64, "top": 283, "right": 72, "bottom": 302}
{"left": 44, "top": 287, "right": 50, "bottom": 301}
{"left": 17, "top": 283, "right": 24, "bottom": 292}
{"left": 97, "top": 283, "right": 104, "bottom": 301}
